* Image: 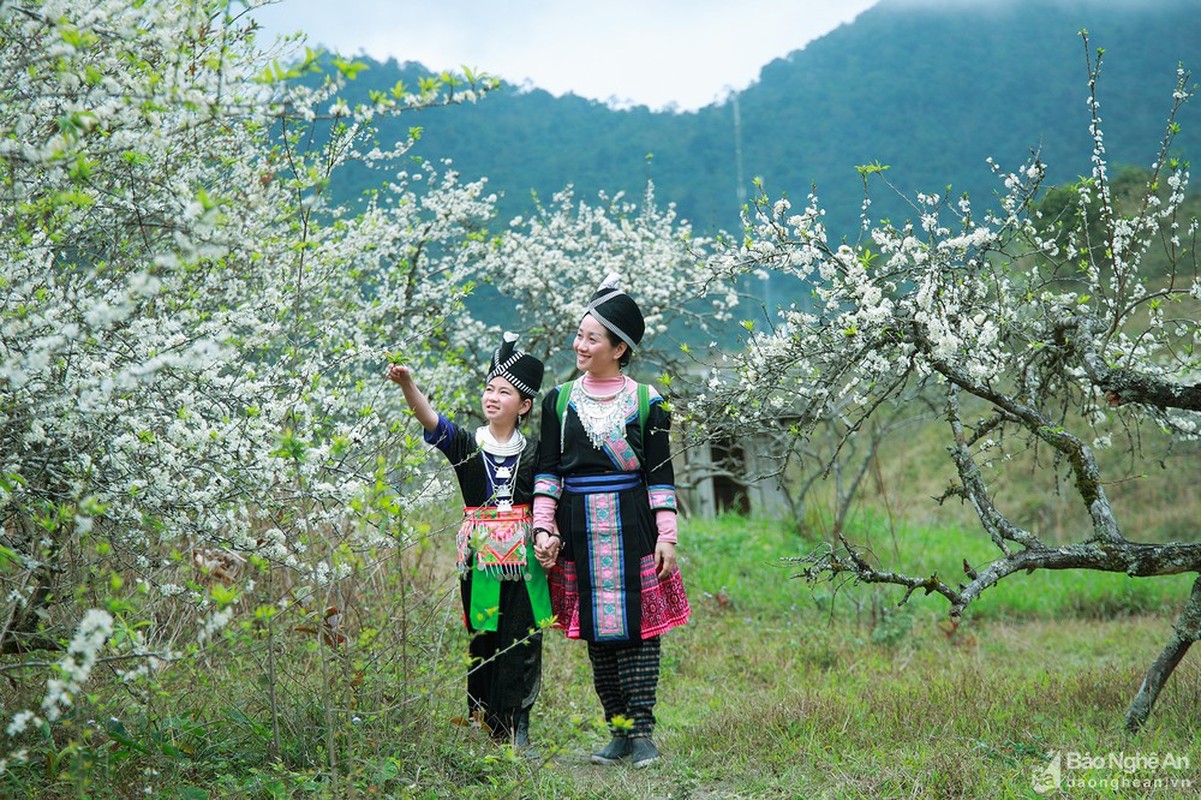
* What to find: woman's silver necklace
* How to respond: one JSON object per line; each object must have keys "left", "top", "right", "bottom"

{"left": 572, "top": 377, "right": 632, "bottom": 450}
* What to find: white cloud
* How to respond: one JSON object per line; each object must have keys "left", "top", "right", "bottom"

{"left": 251, "top": 0, "right": 879, "bottom": 111}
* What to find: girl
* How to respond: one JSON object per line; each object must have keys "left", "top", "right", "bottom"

{"left": 387, "top": 332, "right": 551, "bottom": 748}
{"left": 532, "top": 274, "right": 691, "bottom": 768}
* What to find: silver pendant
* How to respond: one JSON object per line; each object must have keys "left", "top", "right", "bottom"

{"left": 495, "top": 482, "right": 513, "bottom": 511}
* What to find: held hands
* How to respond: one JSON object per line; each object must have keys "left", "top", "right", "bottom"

{"left": 654, "top": 541, "right": 677, "bottom": 580}
{"left": 533, "top": 529, "right": 676, "bottom": 576}
{"left": 533, "top": 527, "right": 561, "bottom": 569}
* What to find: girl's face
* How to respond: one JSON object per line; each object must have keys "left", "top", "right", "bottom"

{"left": 574, "top": 314, "right": 626, "bottom": 377}
{"left": 482, "top": 376, "right": 531, "bottom": 425}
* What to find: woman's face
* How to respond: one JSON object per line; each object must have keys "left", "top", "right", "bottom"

{"left": 574, "top": 314, "right": 626, "bottom": 377}
{"left": 481, "top": 376, "right": 531, "bottom": 426}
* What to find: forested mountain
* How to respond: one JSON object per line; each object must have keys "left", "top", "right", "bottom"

{"left": 323, "top": 0, "right": 1200, "bottom": 240}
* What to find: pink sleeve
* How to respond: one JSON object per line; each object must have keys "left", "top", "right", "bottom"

{"left": 533, "top": 494, "right": 558, "bottom": 532}
{"left": 655, "top": 509, "right": 677, "bottom": 544}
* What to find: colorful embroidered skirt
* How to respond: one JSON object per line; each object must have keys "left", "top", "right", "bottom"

{"left": 547, "top": 484, "right": 690, "bottom": 642}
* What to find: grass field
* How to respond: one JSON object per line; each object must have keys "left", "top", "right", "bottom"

{"left": 507, "top": 515, "right": 1201, "bottom": 799}
{"left": 4, "top": 514, "right": 1199, "bottom": 799}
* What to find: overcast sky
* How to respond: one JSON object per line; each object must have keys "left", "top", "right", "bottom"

{"left": 250, "top": 0, "right": 880, "bottom": 111}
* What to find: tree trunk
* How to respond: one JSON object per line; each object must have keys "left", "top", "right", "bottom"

{"left": 1126, "top": 575, "right": 1201, "bottom": 733}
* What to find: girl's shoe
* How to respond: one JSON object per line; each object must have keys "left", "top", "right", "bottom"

{"left": 514, "top": 710, "right": 531, "bottom": 749}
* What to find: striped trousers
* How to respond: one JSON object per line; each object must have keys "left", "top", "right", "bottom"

{"left": 587, "top": 636, "right": 661, "bottom": 738}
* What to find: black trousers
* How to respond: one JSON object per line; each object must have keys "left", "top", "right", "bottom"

{"left": 462, "top": 576, "right": 543, "bottom": 738}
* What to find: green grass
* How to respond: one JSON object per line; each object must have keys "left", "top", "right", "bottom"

{"left": 685, "top": 512, "right": 1196, "bottom": 624}
{"left": 4, "top": 513, "right": 1200, "bottom": 799}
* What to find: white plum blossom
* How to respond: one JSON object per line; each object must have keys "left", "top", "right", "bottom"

{"left": 6, "top": 711, "right": 37, "bottom": 738}
{"left": 41, "top": 610, "right": 113, "bottom": 722}
{"left": 0, "top": 0, "right": 523, "bottom": 758}
{"left": 475, "top": 183, "right": 736, "bottom": 382}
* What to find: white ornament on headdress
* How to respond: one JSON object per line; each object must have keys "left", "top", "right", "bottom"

{"left": 489, "top": 331, "right": 537, "bottom": 397}
{"left": 586, "top": 271, "right": 638, "bottom": 350}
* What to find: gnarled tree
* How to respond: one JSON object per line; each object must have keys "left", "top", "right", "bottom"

{"left": 692, "top": 39, "right": 1199, "bottom": 732}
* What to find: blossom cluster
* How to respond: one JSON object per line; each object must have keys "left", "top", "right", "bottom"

{"left": 0, "top": 0, "right": 509, "bottom": 752}
{"left": 693, "top": 57, "right": 1199, "bottom": 484}
{"left": 478, "top": 183, "right": 738, "bottom": 384}
{"left": 40, "top": 609, "right": 114, "bottom": 722}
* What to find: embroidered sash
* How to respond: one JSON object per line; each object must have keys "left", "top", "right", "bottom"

{"left": 459, "top": 503, "right": 554, "bottom": 633}
{"left": 458, "top": 504, "right": 530, "bottom": 580}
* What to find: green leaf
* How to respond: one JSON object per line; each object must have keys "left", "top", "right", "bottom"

{"left": 855, "top": 161, "right": 891, "bottom": 176}
{"left": 211, "top": 583, "right": 239, "bottom": 608}
{"left": 332, "top": 56, "right": 368, "bottom": 80}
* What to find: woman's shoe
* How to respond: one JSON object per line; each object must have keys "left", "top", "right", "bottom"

{"left": 589, "top": 734, "right": 630, "bottom": 765}
{"left": 629, "top": 736, "right": 660, "bottom": 768}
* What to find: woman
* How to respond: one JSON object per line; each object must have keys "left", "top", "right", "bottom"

{"left": 532, "top": 273, "right": 690, "bottom": 768}
{"left": 387, "top": 332, "right": 552, "bottom": 749}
